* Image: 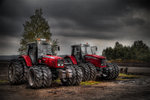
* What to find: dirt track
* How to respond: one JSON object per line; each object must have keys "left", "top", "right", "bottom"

{"left": 0, "top": 62, "right": 150, "bottom": 100}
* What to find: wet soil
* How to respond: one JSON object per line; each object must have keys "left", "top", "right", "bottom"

{"left": 0, "top": 75, "right": 150, "bottom": 100}
{"left": 0, "top": 62, "right": 150, "bottom": 100}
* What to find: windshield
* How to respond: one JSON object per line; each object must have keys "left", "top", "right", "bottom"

{"left": 81, "top": 46, "right": 93, "bottom": 55}
{"left": 38, "top": 42, "right": 52, "bottom": 57}
{"left": 81, "top": 45, "right": 97, "bottom": 55}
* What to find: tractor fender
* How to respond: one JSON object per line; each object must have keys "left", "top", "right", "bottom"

{"left": 65, "top": 55, "right": 77, "bottom": 64}
{"left": 20, "top": 55, "right": 32, "bottom": 67}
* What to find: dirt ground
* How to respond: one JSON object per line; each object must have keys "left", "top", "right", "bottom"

{"left": 0, "top": 62, "right": 150, "bottom": 100}
{"left": 0, "top": 75, "right": 150, "bottom": 100}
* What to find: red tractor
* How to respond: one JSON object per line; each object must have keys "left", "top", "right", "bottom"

{"left": 64, "top": 44, "right": 119, "bottom": 81}
{"left": 8, "top": 39, "right": 82, "bottom": 88}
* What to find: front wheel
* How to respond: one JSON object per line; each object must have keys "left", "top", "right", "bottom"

{"left": 28, "top": 65, "right": 52, "bottom": 88}
{"left": 61, "top": 65, "right": 83, "bottom": 86}
{"left": 61, "top": 65, "right": 76, "bottom": 86}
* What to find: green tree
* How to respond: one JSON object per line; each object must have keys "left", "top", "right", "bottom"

{"left": 102, "top": 47, "right": 113, "bottom": 60}
{"left": 18, "top": 9, "right": 52, "bottom": 54}
{"left": 102, "top": 40, "right": 150, "bottom": 62}
{"left": 131, "top": 40, "right": 150, "bottom": 61}
{"left": 122, "top": 46, "right": 131, "bottom": 60}
{"left": 51, "top": 39, "right": 59, "bottom": 55}
{"left": 113, "top": 42, "right": 124, "bottom": 59}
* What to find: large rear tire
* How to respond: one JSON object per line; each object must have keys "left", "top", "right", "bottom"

{"left": 28, "top": 65, "right": 52, "bottom": 88}
{"left": 86, "top": 63, "right": 97, "bottom": 81}
{"left": 79, "top": 63, "right": 90, "bottom": 81}
{"left": 112, "top": 64, "right": 119, "bottom": 79}
{"left": 19, "top": 58, "right": 28, "bottom": 81}
{"left": 102, "top": 63, "right": 119, "bottom": 80}
{"left": 8, "top": 60, "right": 26, "bottom": 84}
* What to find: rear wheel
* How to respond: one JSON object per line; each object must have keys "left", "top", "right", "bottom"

{"left": 28, "top": 65, "right": 52, "bottom": 88}
{"left": 19, "top": 58, "right": 28, "bottom": 81}
{"left": 8, "top": 60, "right": 26, "bottom": 84}
{"left": 79, "top": 63, "right": 90, "bottom": 81}
{"left": 86, "top": 63, "right": 97, "bottom": 81}
{"left": 112, "top": 64, "right": 119, "bottom": 79}
{"left": 102, "top": 63, "right": 119, "bottom": 80}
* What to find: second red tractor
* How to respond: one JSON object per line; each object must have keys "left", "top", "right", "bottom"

{"left": 64, "top": 43, "right": 119, "bottom": 81}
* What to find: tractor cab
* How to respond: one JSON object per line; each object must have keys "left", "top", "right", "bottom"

{"left": 27, "top": 39, "right": 59, "bottom": 65}
{"left": 71, "top": 44, "right": 98, "bottom": 63}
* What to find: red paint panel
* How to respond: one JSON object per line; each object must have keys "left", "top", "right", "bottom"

{"left": 21, "top": 55, "right": 32, "bottom": 67}
{"left": 85, "top": 55, "right": 106, "bottom": 68}
{"left": 64, "top": 55, "right": 77, "bottom": 64}
{"left": 42, "top": 55, "right": 64, "bottom": 68}
{"left": 69, "top": 56, "right": 77, "bottom": 64}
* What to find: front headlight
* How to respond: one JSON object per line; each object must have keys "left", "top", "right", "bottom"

{"left": 58, "top": 64, "right": 61, "bottom": 66}
{"left": 57, "top": 59, "right": 64, "bottom": 66}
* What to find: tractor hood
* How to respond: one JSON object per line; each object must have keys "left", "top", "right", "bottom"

{"left": 42, "top": 55, "right": 63, "bottom": 60}
{"left": 85, "top": 54, "right": 106, "bottom": 59}
{"left": 42, "top": 55, "right": 64, "bottom": 68}
{"left": 85, "top": 54, "right": 106, "bottom": 68}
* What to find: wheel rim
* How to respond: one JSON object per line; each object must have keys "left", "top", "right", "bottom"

{"left": 28, "top": 69, "right": 34, "bottom": 86}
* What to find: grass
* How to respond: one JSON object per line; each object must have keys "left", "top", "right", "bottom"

{"left": 52, "top": 79, "right": 61, "bottom": 84}
{"left": 0, "top": 80, "right": 8, "bottom": 84}
{"left": 117, "top": 73, "right": 140, "bottom": 80}
{"left": 80, "top": 81, "right": 101, "bottom": 86}
{"left": 116, "top": 78, "right": 129, "bottom": 81}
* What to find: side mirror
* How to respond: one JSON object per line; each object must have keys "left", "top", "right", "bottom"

{"left": 57, "top": 46, "right": 60, "bottom": 51}
{"left": 95, "top": 46, "right": 98, "bottom": 51}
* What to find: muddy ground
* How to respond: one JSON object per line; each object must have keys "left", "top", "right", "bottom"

{"left": 0, "top": 62, "right": 150, "bottom": 100}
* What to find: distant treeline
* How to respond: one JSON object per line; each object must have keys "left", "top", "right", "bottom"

{"left": 102, "top": 40, "right": 150, "bottom": 62}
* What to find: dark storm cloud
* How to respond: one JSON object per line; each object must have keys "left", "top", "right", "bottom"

{"left": 44, "top": 0, "right": 150, "bottom": 40}
{"left": 0, "top": 0, "right": 150, "bottom": 39}
{"left": 123, "top": 17, "right": 145, "bottom": 26}
{"left": 45, "top": 0, "right": 128, "bottom": 33}
{"left": 127, "top": 0, "right": 150, "bottom": 10}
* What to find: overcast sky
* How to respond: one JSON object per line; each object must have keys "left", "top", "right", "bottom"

{"left": 0, "top": 0, "right": 150, "bottom": 55}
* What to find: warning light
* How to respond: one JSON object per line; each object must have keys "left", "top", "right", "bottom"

{"left": 36, "top": 38, "right": 46, "bottom": 41}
